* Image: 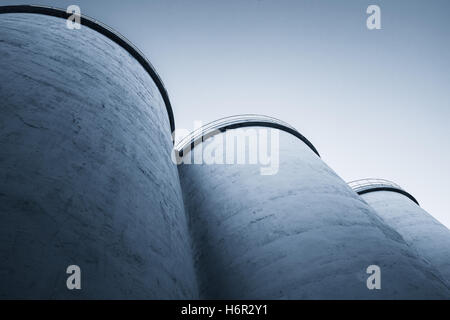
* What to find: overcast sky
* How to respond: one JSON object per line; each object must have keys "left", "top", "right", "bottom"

{"left": 4, "top": 0, "right": 450, "bottom": 228}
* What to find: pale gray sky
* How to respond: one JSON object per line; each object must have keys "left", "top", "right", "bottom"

{"left": 4, "top": 0, "right": 450, "bottom": 227}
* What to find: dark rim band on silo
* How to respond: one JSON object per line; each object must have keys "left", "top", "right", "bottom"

{"left": 175, "top": 114, "right": 320, "bottom": 158}
{"left": 0, "top": 5, "right": 175, "bottom": 133}
{"left": 348, "top": 179, "right": 419, "bottom": 206}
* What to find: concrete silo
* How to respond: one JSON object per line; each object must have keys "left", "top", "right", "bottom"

{"left": 350, "top": 178, "right": 450, "bottom": 288}
{"left": 0, "top": 6, "right": 197, "bottom": 299}
{"left": 177, "top": 115, "right": 450, "bottom": 299}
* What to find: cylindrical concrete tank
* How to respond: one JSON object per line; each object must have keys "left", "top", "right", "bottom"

{"left": 177, "top": 115, "right": 450, "bottom": 299}
{"left": 350, "top": 178, "right": 450, "bottom": 289}
{"left": 0, "top": 6, "right": 197, "bottom": 299}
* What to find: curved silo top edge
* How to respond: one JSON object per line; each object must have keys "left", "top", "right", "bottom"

{"left": 348, "top": 178, "right": 419, "bottom": 206}
{"left": 175, "top": 114, "right": 320, "bottom": 157}
{"left": 0, "top": 5, "right": 175, "bottom": 133}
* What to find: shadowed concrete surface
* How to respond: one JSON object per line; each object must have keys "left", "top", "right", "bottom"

{"left": 1, "top": 8, "right": 450, "bottom": 301}
{"left": 0, "top": 13, "right": 197, "bottom": 299}
{"left": 178, "top": 128, "right": 450, "bottom": 299}
{"left": 361, "top": 190, "right": 450, "bottom": 289}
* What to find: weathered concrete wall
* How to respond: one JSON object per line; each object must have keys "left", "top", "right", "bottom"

{"left": 361, "top": 191, "right": 450, "bottom": 288}
{"left": 179, "top": 128, "right": 450, "bottom": 299}
{"left": 0, "top": 13, "right": 197, "bottom": 299}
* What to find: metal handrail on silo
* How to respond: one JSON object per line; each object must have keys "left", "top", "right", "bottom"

{"left": 348, "top": 178, "right": 419, "bottom": 205}
{"left": 174, "top": 114, "right": 321, "bottom": 158}
{"left": 348, "top": 178, "right": 403, "bottom": 193}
